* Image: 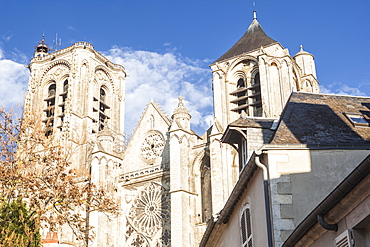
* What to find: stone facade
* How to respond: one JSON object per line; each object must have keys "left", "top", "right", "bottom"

{"left": 25, "top": 12, "right": 323, "bottom": 247}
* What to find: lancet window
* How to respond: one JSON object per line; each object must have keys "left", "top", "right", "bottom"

{"left": 230, "top": 71, "right": 262, "bottom": 117}
{"left": 201, "top": 155, "right": 212, "bottom": 222}
{"left": 240, "top": 204, "right": 253, "bottom": 247}
{"left": 58, "top": 79, "right": 68, "bottom": 126}
{"left": 98, "top": 87, "right": 110, "bottom": 131}
{"left": 44, "top": 83, "right": 56, "bottom": 136}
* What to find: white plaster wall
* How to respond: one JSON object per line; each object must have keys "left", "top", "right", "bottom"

{"left": 214, "top": 169, "right": 268, "bottom": 247}
{"left": 266, "top": 149, "right": 370, "bottom": 245}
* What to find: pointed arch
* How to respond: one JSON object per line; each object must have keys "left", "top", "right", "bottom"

{"left": 170, "top": 134, "right": 180, "bottom": 143}
{"left": 226, "top": 55, "right": 258, "bottom": 74}
{"left": 179, "top": 134, "right": 190, "bottom": 146}
{"left": 94, "top": 66, "right": 115, "bottom": 94}
{"left": 40, "top": 60, "right": 71, "bottom": 85}
{"left": 228, "top": 58, "right": 262, "bottom": 116}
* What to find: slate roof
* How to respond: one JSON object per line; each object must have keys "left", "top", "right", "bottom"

{"left": 270, "top": 92, "right": 370, "bottom": 145}
{"left": 214, "top": 18, "right": 277, "bottom": 63}
{"left": 221, "top": 117, "right": 276, "bottom": 145}
{"left": 229, "top": 117, "right": 275, "bottom": 129}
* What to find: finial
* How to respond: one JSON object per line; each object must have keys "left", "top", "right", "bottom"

{"left": 300, "top": 45, "right": 303, "bottom": 51}
{"left": 178, "top": 95, "right": 184, "bottom": 106}
{"left": 253, "top": 10, "right": 257, "bottom": 20}
{"left": 41, "top": 33, "right": 45, "bottom": 44}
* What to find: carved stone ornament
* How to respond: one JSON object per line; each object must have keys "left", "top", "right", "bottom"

{"left": 126, "top": 182, "right": 171, "bottom": 246}
{"left": 95, "top": 70, "right": 108, "bottom": 84}
{"left": 140, "top": 132, "right": 165, "bottom": 161}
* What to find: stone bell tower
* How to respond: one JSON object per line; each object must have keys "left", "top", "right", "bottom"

{"left": 24, "top": 38, "right": 127, "bottom": 246}
{"left": 205, "top": 11, "right": 321, "bottom": 225}
{"left": 210, "top": 11, "right": 319, "bottom": 129}
{"left": 26, "top": 39, "right": 126, "bottom": 142}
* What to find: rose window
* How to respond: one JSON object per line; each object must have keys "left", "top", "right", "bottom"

{"left": 127, "top": 182, "right": 170, "bottom": 238}
{"left": 140, "top": 132, "right": 165, "bottom": 160}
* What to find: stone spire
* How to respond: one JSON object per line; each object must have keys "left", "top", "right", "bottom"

{"left": 171, "top": 96, "right": 191, "bottom": 131}
{"left": 214, "top": 11, "right": 277, "bottom": 63}
{"left": 294, "top": 45, "right": 316, "bottom": 78}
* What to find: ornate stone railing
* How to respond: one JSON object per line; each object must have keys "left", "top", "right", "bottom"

{"left": 120, "top": 164, "right": 169, "bottom": 182}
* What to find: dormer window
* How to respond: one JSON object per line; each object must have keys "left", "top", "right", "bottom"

{"left": 230, "top": 72, "right": 262, "bottom": 117}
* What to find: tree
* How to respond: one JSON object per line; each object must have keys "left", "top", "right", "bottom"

{"left": 0, "top": 200, "right": 41, "bottom": 246}
{"left": 0, "top": 107, "right": 119, "bottom": 246}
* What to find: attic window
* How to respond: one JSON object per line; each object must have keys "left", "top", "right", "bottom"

{"left": 345, "top": 113, "right": 370, "bottom": 127}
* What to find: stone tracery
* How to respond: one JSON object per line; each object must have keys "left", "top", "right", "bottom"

{"left": 140, "top": 132, "right": 165, "bottom": 161}
{"left": 126, "top": 182, "right": 171, "bottom": 246}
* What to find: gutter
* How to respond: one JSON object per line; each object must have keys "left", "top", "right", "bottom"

{"left": 282, "top": 155, "right": 370, "bottom": 247}
{"left": 255, "top": 151, "right": 274, "bottom": 247}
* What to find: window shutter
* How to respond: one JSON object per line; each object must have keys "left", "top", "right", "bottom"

{"left": 240, "top": 205, "right": 252, "bottom": 247}
{"left": 334, "top": 230, "right": 354, "bottom": 247}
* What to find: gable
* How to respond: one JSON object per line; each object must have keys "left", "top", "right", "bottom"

{"left": 122, "top": 101, "right": 171, "bottom": 174}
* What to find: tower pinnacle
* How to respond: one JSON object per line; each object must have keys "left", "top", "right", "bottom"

{"left": 34, "top": 35, "right": 49, "bottom": 57}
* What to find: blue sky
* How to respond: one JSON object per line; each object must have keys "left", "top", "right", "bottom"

{"left": 1, "top": 0, "right": 369, "bottom": 134}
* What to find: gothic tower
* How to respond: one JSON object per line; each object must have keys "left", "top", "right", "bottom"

{"left": 210, "top": 11, "right": 319, "bottom": 129}
{"left": 22, "top": 11, "right": 321, "bottom": 247}
{"left": 204, "top": 11, "right": 320, "bottom": 240}
{"left": 25, "top": 39, "right": 127, "bottom": 246}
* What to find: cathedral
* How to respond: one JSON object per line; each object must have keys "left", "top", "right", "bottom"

{"left": 24, "top": 11, "right": 370, "bottom": 247}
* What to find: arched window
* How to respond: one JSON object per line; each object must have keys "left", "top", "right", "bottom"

{"left": 251, "top": 72, "right": 262, "bottom": 117}
{"left": 201, "top": 155, "right": 212, "bottom": 222}
{"left": 149, "top": 115, "right": 155, "bottom": 129}
{"left": 230, "top": 71, "right": 262, "bottom": 117}
{"left": 98, "top": 87, "right": 110, "bottom": 131}
{"left": 230, "top": 78, "right": 248, "bottom": 114}
{"left": 44, "top": 83, "right": 56, "bottom": 136}
{"left": 240, "top": 204, "right": 253, "bottom": 247}
{"left": 59, "top": 79, "right": 68, "bottom": 126}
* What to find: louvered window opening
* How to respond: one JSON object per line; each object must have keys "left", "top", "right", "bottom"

{"left": 241, "top": 206, "right": 253, "bottom": 247}
{"left": 43, "top": 83, "right": 56, "bottom": 137}
{"left": 58, "top": 80, "right": 68, "bottom": 127}
{"left": 230, "top": 73, "right": 262, "bottom": 117}
{"left": 334, "top": 230, "right": 354, "bottom": 247}
{"left": 93, "top": 87, "right": 110, "bottom": 132}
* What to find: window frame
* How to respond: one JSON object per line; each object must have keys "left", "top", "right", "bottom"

{"left": 240, "top": 203, "right": 253, "bottom": 247}
{"left": 344, "top": 112, "right": 370, "bottom": 127}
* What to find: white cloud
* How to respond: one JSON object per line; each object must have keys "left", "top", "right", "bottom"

{"left": 321, "top": 81, "right": 368, "bottom": 97}
{"left": 10, "top": 48, "right": 29, "bottom": 64}
{"left": 0, "top": 52, "right": 29, "bottom": 109}
{"left": 2, "top": 33, "right": 13, "bottom": 42}
{"left": 67, "top": 26, "right": 78, "bottom": 32}
{"left": 104, "top": 47, "right": 213, "bottom": 135}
